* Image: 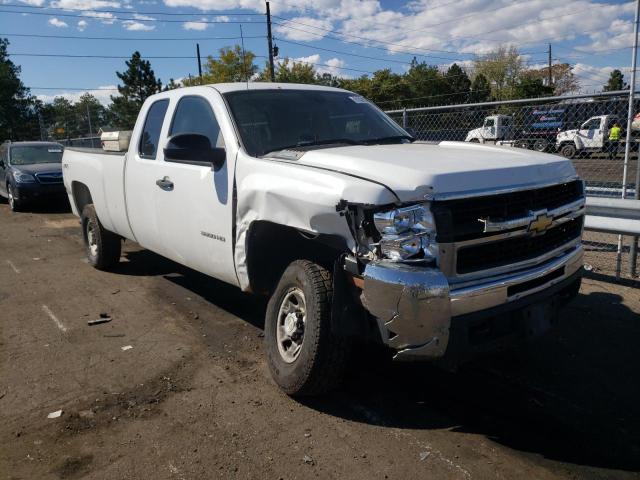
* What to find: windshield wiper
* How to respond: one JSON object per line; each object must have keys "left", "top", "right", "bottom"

{"left": 361, "top": 135, "right": 415, "bottom": 145}
{"left": 262, "top": 138, "right": 363, "bottom": 156}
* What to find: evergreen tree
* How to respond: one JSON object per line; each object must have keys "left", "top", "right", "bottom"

{"left": 603, "top": 69, "right": 627, "bottom": 91}
{"left": 109, "top": 51, "right": 162, "bottom": 129}
{"left": 444, "top": 63, "right": 471, "bottom": 104}
{"left": 469, "top": 74, "right": 491, "bottom": 102}
{"left": 0, "top": 38, "right": 39, "bottom": 140}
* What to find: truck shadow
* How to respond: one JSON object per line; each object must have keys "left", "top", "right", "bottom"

{"left": 112, "top": 248, "right": 640, "bottom": 472}
{"left": 302, "top": 290, "right": 640, "bottom": 472}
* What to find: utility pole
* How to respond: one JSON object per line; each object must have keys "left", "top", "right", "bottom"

{"left": 266, "top": 1, "right": 275, "bottom": 82}
{"left": 627, "top": 0, "right": 640, "bottom": 277}
{"left": 547, "top": 44, "right": 552, "bottom": 87}
{"left": 86, "top": 103, "right": 94, "bottom": 148}
{"left": 619, "top": 0, "right": 640, "bottom": 278}
{"left": 196, "top": 43, "right": 203, "bottom": 84}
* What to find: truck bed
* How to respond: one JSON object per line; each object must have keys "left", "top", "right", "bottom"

{"left": 62, "top": 147, "right": 135, "bottom": 241}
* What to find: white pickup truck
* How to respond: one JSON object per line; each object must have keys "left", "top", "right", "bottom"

{"left": 556, "top": 114, "right": 622, "bottom": 158}
{"left": 62, "top": 83, "right": 586, "bottom": 396}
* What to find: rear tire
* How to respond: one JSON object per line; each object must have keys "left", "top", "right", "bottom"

{"left": 533, "top": 138, "right": 549, "bottom": 152}
{"left": 81, "top": 204, "right": 121, "bottom": 270}
{"left": 265, "top": 260, "right": 350, "bottom": 396}
{"left": 560, "top": 143, "right": 576, "bottom": 159}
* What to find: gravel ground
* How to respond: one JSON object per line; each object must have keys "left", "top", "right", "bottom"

{"left": 1, "top": 200, "right": 639, "bottom": 480}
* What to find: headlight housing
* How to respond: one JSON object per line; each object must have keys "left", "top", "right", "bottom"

{"left": 373, "top": 203, "right": 436, "bottom": 262}
{"left": 12, "top": 171, "right": 36, "bottom": 183}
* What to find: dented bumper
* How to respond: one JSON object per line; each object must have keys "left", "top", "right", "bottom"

{"left": 362, "top": 245, "right": 583, "bottom": 361}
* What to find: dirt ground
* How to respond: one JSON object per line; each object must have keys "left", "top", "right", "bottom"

{"left": 1, "top": 200, "right": 639, "bottom": 480}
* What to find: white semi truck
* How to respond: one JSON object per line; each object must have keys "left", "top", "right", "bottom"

{"left": 62, "top": 83, "right": 586, "bottom": 396}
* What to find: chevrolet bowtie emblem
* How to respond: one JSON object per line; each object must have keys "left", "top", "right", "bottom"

{"left": 528, "top": 212, "right": 553, "bottom": 234}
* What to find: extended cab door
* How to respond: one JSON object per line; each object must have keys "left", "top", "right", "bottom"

{"left": 124, "top": 97, "right": 171, "bottom": 255}
{"left": 152, "top": 91, "right": 237, "bottom": 286}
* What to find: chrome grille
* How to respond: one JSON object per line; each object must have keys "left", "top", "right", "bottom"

{"left": 436, "top": 181, "right": 585, "bottom": 280}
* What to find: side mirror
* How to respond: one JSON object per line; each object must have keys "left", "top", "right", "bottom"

{"left": 163, "top": 133, "right": 225, "bottom": 171}
{"left": 405, "top": 127, "right": 416, "bottom": 138}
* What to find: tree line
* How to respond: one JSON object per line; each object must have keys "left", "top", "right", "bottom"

{"left": 0, "top": 37, "right": 629, "bottom": 141}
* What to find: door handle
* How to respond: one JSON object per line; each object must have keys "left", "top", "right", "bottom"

{"left": 156, "top": 176, "right": 174, "bottom": 191}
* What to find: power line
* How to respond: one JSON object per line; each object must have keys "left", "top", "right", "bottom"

{"left": 0, "top": 4, "right": 263, "bottom": 16}
{"left": 0, "top": 32, "right": 266, "bottom": 41}
{"left": 0, "top": 8, "right": 261, "bottom": 24}
{"left": 10, "top": 52, "right": 269, "bottom": 60}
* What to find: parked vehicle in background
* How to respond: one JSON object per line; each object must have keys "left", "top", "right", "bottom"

{"left": 555, "top": 114, "right": 632, "bottom": 158}
{"left": 0, "top": 141, "right": 65, "bottom": 211}
{"left": 63, "top": 83, "right": 585, "bottom": 396}
{"left": 465, "top": 107, "right": 567, "bottom": 152}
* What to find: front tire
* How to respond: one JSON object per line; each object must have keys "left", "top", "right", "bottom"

{"left": 7, "top": 184, "right": 22, "bottom": 212}
{"left": 560, "top": 143, "right": 576, "bottom": 159}
{"left": 265, "top": 260, "right": 349, "bottom": 396}
{"left": 81, "top": 204, "right": 121, "bottom": 270}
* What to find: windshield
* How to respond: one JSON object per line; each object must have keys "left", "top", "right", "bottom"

{"left": 10, "top": 145, "right": 63, "bottom": 165}
{"left": 224, "top": 89, "right": 410, "bottom": 157}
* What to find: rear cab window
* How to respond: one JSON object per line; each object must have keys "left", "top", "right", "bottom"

{"left": 139, "top": 99, "right": 169, "bottom": 159}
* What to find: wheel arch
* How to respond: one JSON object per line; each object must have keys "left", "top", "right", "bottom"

{"left": 244, "top": 220, "right": 349, "bottom": 296}
{"left": 71, "top": 181, "right": 93, "bottom": 216}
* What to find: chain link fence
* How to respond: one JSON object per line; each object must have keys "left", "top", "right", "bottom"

{"left": 385, "top": 91, "right": 640, "bottom": 282}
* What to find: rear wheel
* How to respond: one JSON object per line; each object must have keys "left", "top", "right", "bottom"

{"left": 81, "top": 204, "right": 121, "bottom": 270}
{"left": 560, "top": 143, "right": 576, "bottom": 159}
{"left": 265, "top": 260, "right": 350, "bottom": 396}
{"left": 533, "top": 138, "right": 549, "bottom": 152}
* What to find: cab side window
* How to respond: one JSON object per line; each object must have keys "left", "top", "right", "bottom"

{"left": 169, "top": 96, "right": 224, "bottom": 154}
{"left": 139, "top": 99, "right": 169, "bottom": 159}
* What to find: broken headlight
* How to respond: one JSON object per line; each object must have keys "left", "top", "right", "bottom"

{"left": 373, "top": 203, "right": 436, "bottom": 262}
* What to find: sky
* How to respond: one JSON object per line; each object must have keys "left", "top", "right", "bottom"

{"left": 0, "top": 0, "right": 637, "bottom": 106}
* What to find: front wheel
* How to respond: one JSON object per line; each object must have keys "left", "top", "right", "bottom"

{"left": 81, "top": 204, "right": 121, "bottom": 270}
{"left": 265, "top": 260, "right": 350, "bottom": 396}
{"left": 560, "top": 143, "right": 576, "bottom": 159}
{"left": 7, "top": 184, "right": 22, "bottom": 212}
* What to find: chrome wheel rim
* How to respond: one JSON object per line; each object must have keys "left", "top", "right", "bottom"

{"left": 87, "top": 222, "right": 98, "bottom": 257}
{"left": 276, "top": 288, "right": 306, "bottom": 363}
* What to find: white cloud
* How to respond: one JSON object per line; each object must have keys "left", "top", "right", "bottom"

{"left": 214, "top": 15, "right": 230, "bottom": 22}
{"left": 11, "top": 0, "right": 46, "bottom": 5}
{"left": 77, "top": 19, "right": 88, "bottom": 31}
{"left": 275, "top": 17, "right": 333, "bottom": 41}
{"left": 283, "top": 54, "right": 349, "bottom": 77}
{"left": 37, "top": 85, "right": 118, "bottom": 106}
{"left": 122, "top": 20, "right": 155, "bottom": 31}
{"left": 82, "top": 10, "right": 116, "bottom": 24}
{"left": 48, "top": 17, "right": 69, "bottom": 28}
{"left": 50, "top": 0, "right": 121, "bottom": 8}
{"left": 572, "top": 63, "right": 628, "bottom": 92}
{"left": 183, "top": 17, "right": 209, "bottom": 30}
{"left": 132, "top": 13, "right": 156, "bottom": 21}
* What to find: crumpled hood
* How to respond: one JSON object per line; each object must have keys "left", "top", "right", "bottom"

{"left": 288, "top": 141, "right": 577, "bottom": 202}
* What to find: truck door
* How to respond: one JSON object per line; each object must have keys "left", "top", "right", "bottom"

{"left": 579, "top": 117, "right": 601, "bottom": 149}
{"left": 483, "top": 118, "right": 496, "bottom": 140}
{"left": 123, "top": 97, "right": 171, "bottom": 255}
{"left": 153, "top": 93, "right": 237, "bottom": 286}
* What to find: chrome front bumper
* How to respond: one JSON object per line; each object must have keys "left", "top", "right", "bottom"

{"left": 362, "top": 245, "right": 583, "bottom": 360}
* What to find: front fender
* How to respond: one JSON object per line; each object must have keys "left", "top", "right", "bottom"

{"left": 234, "top": 152, "right": 397, "bottom": 291}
